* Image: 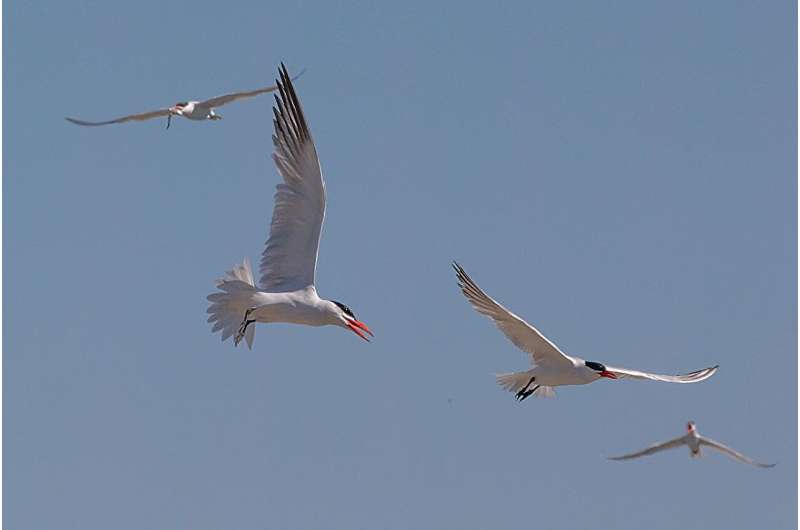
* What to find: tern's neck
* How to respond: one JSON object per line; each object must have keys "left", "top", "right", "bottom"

{"left": 320, "top": 299, "right": 349, "bottom": 327}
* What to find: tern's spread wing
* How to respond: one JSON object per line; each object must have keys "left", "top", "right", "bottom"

{"left": 258, "top": 64, "right": 325, "bottom": 292}
{"left": 65, "top": 109, "right": 170, "bottom": 126}
{"left": 608, "top": 435, "right": 687, "bottom": 461}
{"left": 452, "top": 263, "right": 573, "bottom": 368}
{"left": 699, "top": 436, "right": 775, "bottom": 468}
{"left": 604, "top": 364, "right": 718, "bottom": 383}
{"left": 199, "top": 70, "right": 306, "bottom": 109}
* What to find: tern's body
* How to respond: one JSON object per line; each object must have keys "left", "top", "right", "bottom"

{"left": 508, "top": 362, "right": 601, "bottom": 387}
{"left": 452, "top": 262, "right": 718, "bottom": 400}
{"left": 206, "top": 64, "right": 371, "bottom": 348}
{"left": 171, "top": 102, "right": 218, "bottom": 121}
{"left": 686, "top": 428, "right": 702, "bottom": 456}
{"left": 610, "top": 422, "right": 775, "bottom": 467}
{"left": 246, "top": 287, "right": 341, "bottom": 327}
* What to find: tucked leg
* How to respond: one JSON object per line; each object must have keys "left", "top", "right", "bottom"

{"left": 515, "top": 376, "right": 538, "bottom": 401}
{"left": 516, "top": 384, "right": 540, "bottom": 401}
{"left": 234, "top": 308, "right": 256, "bottom": 347}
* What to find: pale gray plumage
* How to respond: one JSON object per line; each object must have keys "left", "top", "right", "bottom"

{"left": 206, "top": 64, "right": 372, "bottom": 349}
{"left": 207, "top": 259, "right": 257, "bottom": 349}
{"left": 199, "top": 70, "right": 305, "bottom": 108}
{"left": 65, "top": 109, "right": 170, "bottom": 127}
{"left": 453, "top": 262, "right": 572, "bottom": 368}
{"left": 608, "top": 436, "right": 687, "bottom": 460}
{"left": 602, "top": 364, "right": 718, "bottom": 383}
{"left": 698, "top": 436, "right": 776, "bottom": 468}
{"left": 609, "top": 422, "right": 775, "bottom": 468}
{"left": 258, "top": 66, "right": 325, "bottom": 292}
{"left": 65, "top": 71, "right": 304, "bottom": 127}
{"left": 495, "top": 372, "right": 556, "bottom": 398}
{"left": 452, "top": 262, "right": 718, "bottom": 399}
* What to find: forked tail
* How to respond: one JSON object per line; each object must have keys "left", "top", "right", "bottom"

{"left": 206, "top": 258, "right": 258, "bottom": 349}
{"left": 496, "top": 371, "right": 556, "bottom": 400}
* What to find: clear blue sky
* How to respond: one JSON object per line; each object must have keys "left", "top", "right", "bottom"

{"left": 5, "top": 1, "right": 796, "bottom": 529}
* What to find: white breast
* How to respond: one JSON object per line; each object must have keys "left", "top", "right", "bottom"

{"left": 249, "top": 289, "right": 335, "bottom": 327}
{"left": 181, "top": 102, "right": 210, "bottom": 120}
{"left": 533, "top": 363, "right": 597, "bottom": 387}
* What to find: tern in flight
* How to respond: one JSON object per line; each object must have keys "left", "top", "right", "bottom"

{"left": 66, "top": 70, "right": 304, "bottom": 129}
{"left": 206, "top": 64, "right": 372, "bottom": 348}
{"left": 452, "top": 262, "right": 718, "bottom": 400}
{"left": 609, "top": 421, "right": 775, "bottom": 467}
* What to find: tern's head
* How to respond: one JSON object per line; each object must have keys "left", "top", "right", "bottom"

{"left": 169, "top": 101, "right": 189, "bottom": 115}
{"left": 331, "top": 300, "right": 373, "bottom": 342}
{"left": 687, "top": 421, "right": 696, "bottom": 432}
{"left": 585, "top": 360, "right": 618, "bottom": 379}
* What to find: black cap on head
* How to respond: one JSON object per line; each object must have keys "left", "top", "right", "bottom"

{"left": 584, "top": 361, "right": 607, "bottom": 372}
{"left": 332, "top": 300, "right": 355, "bottom": 319}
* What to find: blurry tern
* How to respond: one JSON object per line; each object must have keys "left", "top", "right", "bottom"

{"left": 66, "top": 70, "right": 304, "bottom": 129}
{"left": 206, "top": 64, "right": 372, "bottom": 349}
{"left": 452, "top": 262, "right": 717, "bottom": 400}
{"left": 609, "top": 421, "right": 775, "bottom": 467}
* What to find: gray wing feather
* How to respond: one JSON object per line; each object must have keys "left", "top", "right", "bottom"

{"left": 452, "top": 263, "right": 573, "bottom": 367}
{"left": 699, "top": 436, "right": 775, "bottom": 468}
{"left": 608, "top": 435, "right": 687, "bottom": 461}
{"left": 605, "top": 364, "right": 719, "bottom": 383}
{"left": 199, "top": 69, "right": 306, "bottom": 108}
{"left": 258, "top": 64, "right": 325, "bottom": 292}
{"left": 65, "top": 108, "right": 170, "bottom": 126}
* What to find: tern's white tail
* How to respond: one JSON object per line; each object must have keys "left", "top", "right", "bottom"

{"left": 207, "top": 258, "right": 258, "bottom": 349}
{"left": 496, "top": 371, "right": 556, "bottom": 398}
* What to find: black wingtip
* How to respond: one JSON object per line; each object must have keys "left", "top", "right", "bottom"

{"left": 279, "top": 62, "right": 291, "bottom": 84}
{"left": 451, "top": 261, "right": 466, "bottom": 285}
{"left": 276, "top": 62, "right": 306, "bottom": 84}
{"left": 275, "top": 62, "right": 286, "bottom": 89}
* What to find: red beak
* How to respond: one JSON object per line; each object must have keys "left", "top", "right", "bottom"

{"left": 347, "top": 319, "right": 373, "bottom": 342}
{"left": 599, "top": 370, "right": 618, "bottom": 379}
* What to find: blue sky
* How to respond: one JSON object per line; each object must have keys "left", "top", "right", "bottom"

{"left": 4, "top": 1, "right": 796, "bottom": 529}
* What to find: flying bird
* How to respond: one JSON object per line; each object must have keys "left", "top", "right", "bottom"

{"left": 452, "top": 262, "right": 717, "bottom": 400}
{"left": 206, "top": 64, "right": 372, "bottom": 349}
{"left": 609, "top": 421, "right": 775, "bottom": 467}
{"left": 65, "top": 70, "right": 305, "bottom": 129}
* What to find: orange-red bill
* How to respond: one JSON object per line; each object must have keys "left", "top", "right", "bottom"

{"left": 347, "top": 320, "right": 373, "bottom": 342}
{"left": 600, "top": 370, "right": 618, "bottom": 379}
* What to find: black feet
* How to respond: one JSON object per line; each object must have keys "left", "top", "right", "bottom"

{"left": 515, "top": 376, "right": 538, "bottom": 402}
{"left": 515, "top": 385, "right": 540, "bottom": 401}
{"left": 234, "top": 308, "right": 256, "bottom": 346}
